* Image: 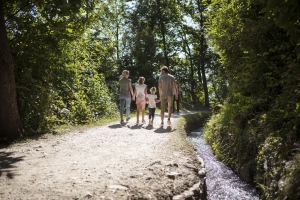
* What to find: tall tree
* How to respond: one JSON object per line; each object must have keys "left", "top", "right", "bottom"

{"left": 121, "top": 0, "right": 166, "bottom": 83}
{"left": 156, "top": 0, "right": 169, "bottom": 66}
{"left": 196, "top": 0, "right": 209, "bottom": 106}
{"left": 177, "top": 24, "right": 199, "bottom": 103}
{"left": 0, "top": 1, "right": 23, "bottom": 141}
{"left": 175, "top": 0, "right": 212, "bottom": 105}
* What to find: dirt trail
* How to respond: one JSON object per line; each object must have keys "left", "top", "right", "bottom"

{"left": 0, "top": 112, "right": 206, "bottom": 200}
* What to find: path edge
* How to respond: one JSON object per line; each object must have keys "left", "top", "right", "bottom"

{"left": 172, "top": 156, "right": 207, "bottom": 200}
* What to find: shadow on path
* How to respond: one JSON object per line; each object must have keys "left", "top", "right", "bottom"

{"left": 108, "top": 124, "right": 123, "bottom": 129}
{"left": 154, "top": 125, "right": 174, "bottom": 133}
{"left": 107, "top": 122, "right": 175, "bottom": 134}
{"left": 108, "top": 123, "right": 131, "bottom": 129}
{"left": 107, "top": 110, "right": 199, "bottom": 131}
{"left": 128, "top": 124, "right": 143, "bottom": 129}
{"left": 143, "top": 124, "right": 154, "bottom": 130}
{"left": 0, "top": 151, "right": 24, "bottom": 179}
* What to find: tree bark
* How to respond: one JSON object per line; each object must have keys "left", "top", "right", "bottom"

{"left": 197, "top": 0, "right": 209, "bottom": 107}
{"left": 183, "top": 29, "right": 198, "bottom": 103}
{"left": 156, "top": 0, "right": 169, "bottom": 67}
{"left": 0, "top": 1, "right": 23, "bottom": 142}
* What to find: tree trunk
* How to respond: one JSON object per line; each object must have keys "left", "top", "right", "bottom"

{"left": 190, "top": 61, "right": 197, "bottom": 103}
{"left": 197, "top": 0, "right": 209, "bottom": 107}
{"left": 200, "top": 60, "right": 209, "bottom": 106}
{"left": 156, "top": 0, "right": 169, "bottom": 67}
{"left": 183, "top": 30, "right": 198, "bottom": 103}
{"left": 0, "top": 1, "right": 23, "bottom": 142}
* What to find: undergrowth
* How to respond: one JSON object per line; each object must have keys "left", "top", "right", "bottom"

{"left": 204, "top": 101, "right": 300, "bottom": 199}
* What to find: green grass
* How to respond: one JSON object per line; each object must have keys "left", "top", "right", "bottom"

{"left": 169, "top": 111, "right": 212, "bottom": 155}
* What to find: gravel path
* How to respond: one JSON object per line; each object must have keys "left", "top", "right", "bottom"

{"left": 0, "top": 112, "right": 205, "bottom": 200}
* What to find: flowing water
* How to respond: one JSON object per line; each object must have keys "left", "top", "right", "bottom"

{"left": 187, "top": 128, "right": 260, "bottom": 200}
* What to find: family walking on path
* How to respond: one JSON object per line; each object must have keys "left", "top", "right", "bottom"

{"left": 118, "top": 66, "right": 178, "bottom": 126}
{"left": 0, "top": 66, "right": 205, "bottom": 200}
{"left": 0, "top": 109, "right": 205, "bottom": 200}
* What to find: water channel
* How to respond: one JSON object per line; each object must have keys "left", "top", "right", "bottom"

{"left": 187, "top": 128, "right": 260, "bottom": 200}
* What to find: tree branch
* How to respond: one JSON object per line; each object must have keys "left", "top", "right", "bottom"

{"left": 4, "top": 0, "right": 31, "bottom": 22}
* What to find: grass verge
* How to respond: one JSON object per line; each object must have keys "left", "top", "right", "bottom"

{"left": 169, "top": 111, "right": 212, "bottom": 155}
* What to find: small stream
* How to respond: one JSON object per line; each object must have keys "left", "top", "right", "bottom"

{"left": 187, "top": 128, "right": 259, "bottom": 200}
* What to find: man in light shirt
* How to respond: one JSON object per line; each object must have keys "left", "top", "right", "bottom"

{"left": 158, "top": 66, "right": 178, "bottom": 125}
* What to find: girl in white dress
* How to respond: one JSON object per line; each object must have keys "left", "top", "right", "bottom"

{"left": 133, "top": 77, "right": 148, "bottom": 124}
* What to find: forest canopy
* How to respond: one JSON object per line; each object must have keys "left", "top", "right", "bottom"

{"left": 1, "top": 0, "right": 219, "bottom": 139}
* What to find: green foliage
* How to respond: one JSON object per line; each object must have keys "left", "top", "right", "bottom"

{"left": 260, "top": 0, "right": 300, "bottom": 45}
{"left": 255, "top": 136, "right": 286, "bottom": 199}
{"left": 204, "top": 101, "right": 259, "bottom": 175}
{"left": 181, "top": 112, "right": 212, "bottom": 133}
{"left": 48, "top": 37, "right": 118, "bottom": 126}
{"left": 5, "top": 1, "right": 118, "bottom": 132}
{"left": 283, "top": 147, "right": 300, "bottom": 200}
{"left": 205, "top": 0, "right": 300, "bottom": 198}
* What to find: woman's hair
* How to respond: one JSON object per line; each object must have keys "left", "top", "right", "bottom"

{"left": 120, "top": 70, "right": 129, "bottom": 80}
{"left": 138, "top": 76, "right": 145, "bottom": 84}
{"left": 150, "top": 87, "right": 156, "bottom": 93}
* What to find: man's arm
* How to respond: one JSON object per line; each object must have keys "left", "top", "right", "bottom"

{"left": 158, "top": 82, "right": 162, "bottom": 96}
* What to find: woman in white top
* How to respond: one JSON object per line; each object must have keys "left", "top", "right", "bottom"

{"left": 147, "top": 87, "right": 161, "bottom": 126}
{"left": 133, "top": 77, "right": 148, "bottom": 124}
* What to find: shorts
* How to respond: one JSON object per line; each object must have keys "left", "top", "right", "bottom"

{"left": 160, "top": 95, "right": 173, "bottom": 111}
{"left": 136, "top": 99, "right": 146, "bottom": 105}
